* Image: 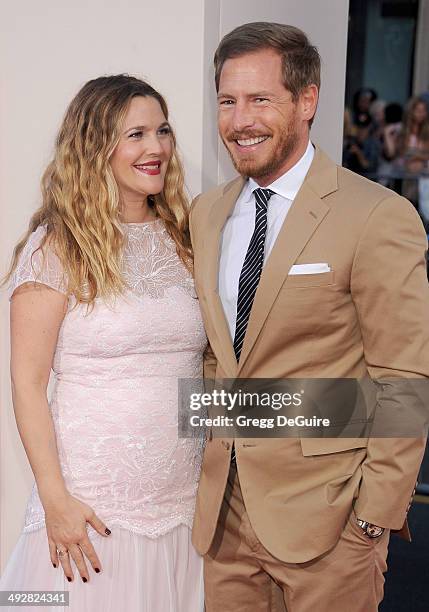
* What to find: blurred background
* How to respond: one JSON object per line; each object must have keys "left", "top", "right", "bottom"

{"left": 343, "top": 0, "right": 429, "bottom": 231}
{"left": 343, "top": 2, "right": 429, "bottom": 608}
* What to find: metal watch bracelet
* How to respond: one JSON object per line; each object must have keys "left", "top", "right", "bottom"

{"left": 356, "top": 519, "right": 385, "bottom": 538}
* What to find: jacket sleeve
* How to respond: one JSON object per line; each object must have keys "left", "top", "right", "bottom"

{"left": 189, "top": 196, "right": 218, "bottom": 382}
{"left": 351, "top": 194, "right": 429, "bottom": 529}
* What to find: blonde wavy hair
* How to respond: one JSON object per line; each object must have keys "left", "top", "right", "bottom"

{"left": 398, "top": 96, "right": 429, "bottom": 155}
{"left": 4, "top": 75, "right": 192, "bottom": 304}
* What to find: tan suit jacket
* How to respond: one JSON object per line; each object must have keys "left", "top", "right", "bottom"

{"left": 190, "top": 146, "right": 429, "bottom": 563}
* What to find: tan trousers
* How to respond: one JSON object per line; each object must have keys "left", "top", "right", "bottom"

{"left": 204, "top": 463, "right": 389, "bottom": 612}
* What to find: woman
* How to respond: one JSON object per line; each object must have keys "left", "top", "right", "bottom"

{"left": 0, "top": 75, "right": 206, "bottom": 611}
{"left": 396, "top": 96, "right": 429, "bottom": 174}
{"left": 390, "top": 97, "right": 429, "bottom": 207}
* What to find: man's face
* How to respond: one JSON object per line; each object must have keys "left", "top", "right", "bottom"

{"left": 217, "top": 48, "right": 316, "bottom": 186}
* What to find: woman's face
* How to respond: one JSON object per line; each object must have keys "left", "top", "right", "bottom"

{"left": 358, "top": 92, "right": 372, "bottom": 113}
{"left": 110, "top": 96, "right": 172, "bottom": 204}
{"left": 412, "top": 102, "right": 428, "bottom": 125}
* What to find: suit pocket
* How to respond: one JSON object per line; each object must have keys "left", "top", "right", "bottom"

{"left": 284, "top": 270, "right": 335, "bottom": 288}
{"left": 300, "top": 437, "right": 368, "bottom": 457}
{"left": 269, "top": 277, "right": 338, "bottom": 337}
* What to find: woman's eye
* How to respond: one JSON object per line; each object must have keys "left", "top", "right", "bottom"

{"left": 158, "top": 126, "right": 171, "bottom": 136}
{"left": 129, "top": 131, "right": 143, "bottom": 139}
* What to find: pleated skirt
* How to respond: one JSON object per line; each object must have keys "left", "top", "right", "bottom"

{"left": 0, "top": 523, "right": 204, "bottom": 611}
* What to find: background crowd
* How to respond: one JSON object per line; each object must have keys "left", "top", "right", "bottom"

{"left": 343, "top": 87, "right": 429, "bottom": 232}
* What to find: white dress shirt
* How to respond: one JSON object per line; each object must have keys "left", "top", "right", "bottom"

{"left": 218, "top": 140, "right": 315, "bottom": 340}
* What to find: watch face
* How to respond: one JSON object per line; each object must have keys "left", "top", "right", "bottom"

{"left": 356, "top": 518, "right": 385, "bottom": 538}
{"left": 366, "top": 524, "right": 384, "bottom": 538}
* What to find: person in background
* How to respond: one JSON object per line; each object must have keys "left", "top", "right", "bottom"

{"left": 395, "top": 97, "right": 429, "bottom": 204}
{"left": 352, "top": 87, "right": 378, "bottom": 126}
{"left": 418, "top": 89, "right": 429, "bottom": 112}
{"left": 397, "top": 97, "right": 429, "bottom": 173}
{"left": 377, "top": 102, "right": 403, "bottom": 187}
{"left": 382, "top": 102, "right": 404, "bottom": 162}
{"left": 343, "top": 114, "right": 380, "bottom": 178}
{"left": 369, "top": 98, "right": 386, "bottom": 143}
{"left": 343, "top": 107, "right": 355, "bottom": 138}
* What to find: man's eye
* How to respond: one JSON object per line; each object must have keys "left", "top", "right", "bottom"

{"left": 219, "top": 100, "right": 234, "bottom": 106}
{"left": 255, "top": 97, "right": 269, "bottom": 103}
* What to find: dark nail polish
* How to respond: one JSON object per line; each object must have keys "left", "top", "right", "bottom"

{"left": 67, "top": 577, "right": 72, "bottom": 582}
{"left": 95, "top": 568, "right": 100, "bottom": 573}
{"left": 105, "top": 528, "right": 111, "bottom": 535}
{"left": 82, "top": 577, "right": 87, "bottom": 583}
{"left": 52, "top": 563, "right": 57, "bottom": 568}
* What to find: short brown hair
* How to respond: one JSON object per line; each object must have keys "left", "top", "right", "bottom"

{"left": 214, "top": 22, "right": 321, "bottom": 101}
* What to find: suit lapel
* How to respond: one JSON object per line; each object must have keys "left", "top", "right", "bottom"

{"left": 237, "top": 146, "right": 338, "bottom": 373}
{"left": 202, "top": 176, "right": 245, "bottom": 377}
{"left": 199, "top": 146, "right": 338, "bottom": 377}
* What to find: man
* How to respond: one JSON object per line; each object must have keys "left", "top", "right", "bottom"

{"left": 342, "top": 114, "right": 380, "bottom": 178}
{"left": 189, "top": 22, "right": 429, "bottom": 612}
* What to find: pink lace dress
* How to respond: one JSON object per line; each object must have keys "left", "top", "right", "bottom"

{"left": 1, "top": 219, "right": 206, "bottom": 611}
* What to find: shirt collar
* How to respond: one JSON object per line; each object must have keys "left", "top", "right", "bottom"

{"left": 243, "top": 140, "right": 315, "bottom": 203}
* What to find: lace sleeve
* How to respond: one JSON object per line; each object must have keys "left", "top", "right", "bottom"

{"left": 8, "top": 226, "right": 68, "bottom": 300}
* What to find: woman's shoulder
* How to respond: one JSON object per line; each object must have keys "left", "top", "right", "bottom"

{"left": 8, "top": 225, "right": 68, "bottom": 299}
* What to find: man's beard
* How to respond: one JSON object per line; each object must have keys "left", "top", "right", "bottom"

{"left": 222, "top": 116, "right": 300, "bottom": 181}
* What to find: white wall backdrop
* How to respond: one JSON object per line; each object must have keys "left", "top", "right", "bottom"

{"left": 1, "top": 0, "right": 349, "bottom": 569}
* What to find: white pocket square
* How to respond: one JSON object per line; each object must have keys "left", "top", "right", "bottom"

{"left": 289, "top": 263, "right": 331, "bottom": 275}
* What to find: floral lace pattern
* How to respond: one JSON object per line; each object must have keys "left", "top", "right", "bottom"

{"left": 9, "top": 221, "right": 207, "bottom": 537}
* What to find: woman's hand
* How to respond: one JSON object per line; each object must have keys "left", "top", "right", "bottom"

{"left": 45, "top": 493, "right": 111, "bottom": 583}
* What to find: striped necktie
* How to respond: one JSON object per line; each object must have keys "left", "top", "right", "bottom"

{"left": 233, "top": 188, "right": 274, "bottom": 362}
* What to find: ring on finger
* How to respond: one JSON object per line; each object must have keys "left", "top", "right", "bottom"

{"left": 57, "top": 549, "right": 69, "bottom": 557}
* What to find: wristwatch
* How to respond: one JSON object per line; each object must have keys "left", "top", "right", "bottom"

{"left": 356, "top": 519, "right": 385, "bottom": 538}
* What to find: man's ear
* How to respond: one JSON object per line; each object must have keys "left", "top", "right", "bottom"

{"left": 299, "top": 85, "right": 319, "bottom": 123}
